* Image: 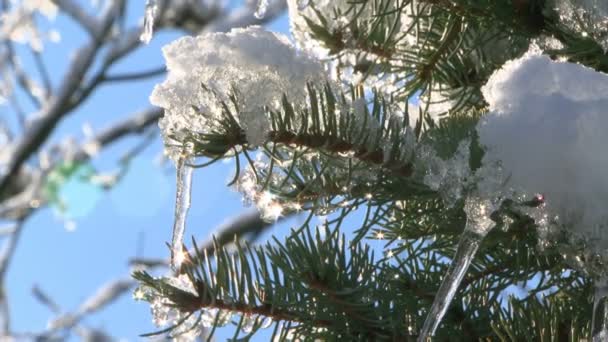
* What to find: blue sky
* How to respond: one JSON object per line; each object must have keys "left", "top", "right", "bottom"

{"left": 3, "top": 1, "right": 293, "bottom": 340}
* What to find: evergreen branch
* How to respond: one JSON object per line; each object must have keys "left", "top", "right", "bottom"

{"left": 133, "top": 225, "right": 414, "bottom": 340}
{"left": 130, "top": 209, "right": 280, "bottom": 270}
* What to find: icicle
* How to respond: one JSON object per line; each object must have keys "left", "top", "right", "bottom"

{"left": 140, "top": 0, "right": 158, "bottom": 44}
{"left": 254, "top": 0, "right": 269, "bottom": 19}
{"left": 296, "top": 0, "right": 310, "bottom": 10}
{"left": 592, "top": 278, "right": 608, "bottom": 340}
{"left": 170, "top": 142, "right": 194, "bottom": 270}
{"left": 418, "top": 198, "right": 495, "bottom": 341}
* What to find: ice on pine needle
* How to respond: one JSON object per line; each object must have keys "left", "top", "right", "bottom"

{"left": 419, "top": 197, "right": 497, "bottom": 340}
{"left": 551, "top": 0, "right": 608, "bottom": 52}
{"left": 151, "top": 26, "right": 326, "bottom": 161}
{"left": 287, "top": 0, "right": 415, "bottom": 89}
{"left": 478, "top": 48, "right": 608, "bottom": 269}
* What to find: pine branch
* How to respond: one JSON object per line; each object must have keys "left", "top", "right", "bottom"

{"left": 133, "top": 225, "right": 416, "bottom": 341}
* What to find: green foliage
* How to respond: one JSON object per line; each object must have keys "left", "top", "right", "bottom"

{"left": 135, "top": 0, "right": 608, "bottom": 340}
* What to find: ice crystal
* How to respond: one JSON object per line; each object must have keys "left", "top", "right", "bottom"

{"left": 170, "top": 142, "right": 194, "bottom": 270}
{"left": 140, "top": 0, "right": 158, "bottom": 44}
{"left": 287, "top": 0, "right": 415, "bottom": 88}
{"left": 478, "top": 47, "right": 608, "bottom": 267}
{"left": 201, "top": 308, "right": 232, "bottom": 328}
{"left": 151, "top": 26, "right": 326, "bottom": 161}
{"left": 254, "top": 0, "right": 268, "bottom": 19}
{"left": 551, "top": 0, "right": 608, "bottom": 52}
{"left": 417, "top": 139, "right": 473, "bottom": 207}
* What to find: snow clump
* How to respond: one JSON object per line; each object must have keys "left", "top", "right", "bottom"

{"left": 478, "top": 48, "right": 608, "bottom": 264}
{"left": 150, "top": 26, "right": 326, "bottom": 161}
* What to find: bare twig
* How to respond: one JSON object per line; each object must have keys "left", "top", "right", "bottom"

{"left": 0, "top": 219, "right": 25, "bottom": 281}
{"left": 0, "top": 3, "right": 120, "bottom": 197}
{"left": 46, "top": 278, "right": 134, "bottom": 333}
{"left": 32, "top": 285, "right": 61, "bottom": 314}
{"left": 204, "top": 0, "right": 288, "bottom": 33}
{"left": 72, "top": 107, "right": 162, "bottom": 162}
{"left": 3, "top": 42, "right": 42, "bottom": 109}
{"left": 0, "top": 286, "right": 10, "bottom": 335}
{"left": 102, "top": 66, "right": 167, "bottom": 83}
{"left": 130, "top": 209, "right": 281, "bottom": 269}
{"left": 50, "top": 0, "right": 99, "bottom": 36}
{"left": 31, "top": 49, "right": 53, "bottom": 97}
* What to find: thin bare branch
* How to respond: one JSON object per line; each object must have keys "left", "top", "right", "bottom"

{"left": 102, "top": 66, "right": 166, "bottom": 83}
{"left": 32, "top": 285, "right": 61, "bottom": 314}
{"left": 73, "top": 107, "right": 162, "bottom": 162}
{"left": 0, "top": 219, "right": 25, "bottom": 282}
{"left": 31, "top": 49, "right": 53, "bottom": 97}
{"left": 45, "top": 278, "right": 134, "bottom": 333}
{"left": 0, "top": 3, "right": 120, "bottom": 197}
{"left": 204, "top": 0, "right": 288, "bottom": 33}
{"left": 50, "top": 0, "right": 99, "bottom": 36}
{"left": 130, "top": 209, "right": 281, "bottom": 269}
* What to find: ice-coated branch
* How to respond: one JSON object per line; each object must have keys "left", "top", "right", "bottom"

{"left": 72, "top": 107, "right": 162, "bottom": 162}
{"left": 3, "top": 42, "right": 43, "bottom": 109}
{"left": 49, "top": 0, "right": 100, "bottom": 36}
{"left": 45, "top": 278, "right": 134, "bottom": 332}
{"left": 31, "top": 280, "right": 131, "bottom": 341}
{"left": 0, "top": 220, "right": 24, "bottom": 281}
{"left": 0, "top": 2, "right": 119, "bottom": 198}
{"left": 205, "top": 0, "right": 288, "bottom": 33}
{"left": 130, "top": 209, "right": 280, "bottom": 269}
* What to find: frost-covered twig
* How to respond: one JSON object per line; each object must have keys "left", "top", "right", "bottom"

{"left": 45, "top": 278, "right": 134, "bottom": 333}
{"left": 32, "top": 282, "right": 126, "bottom": 341}
{"left": 0, "top": 220, "right": 24, "bottom": 282}
{"left": 49, "top": 0, "right": 99, "bottom": 36}
{"left": 205, "top": 0, "right": 287, "bottom": 33}
{"left": 0, "top": 2, "right": 119, "bottom": 198}
{"left": 72, "top": 107, "right": 162, "bottom": 162}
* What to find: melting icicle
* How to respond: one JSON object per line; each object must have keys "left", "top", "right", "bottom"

{"left": 592, "top": 278, "right": 608, "bottom": 340}
{"left": 170, "top": 142, "right": 194, "bottom": 270}
{"left": 254, "top": 0, "right": 269, "bottom": 19}
{"left": 418, "top": 198, "right": 495, "bottom": 341}
{"left": 296, "top": 0, "right": 310, "bottom": 10}
{"left": 140, "top": 0, "right": 158, "bottom": 44}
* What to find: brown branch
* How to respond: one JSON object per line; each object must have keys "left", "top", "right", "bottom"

{"left": 268, "top": 131, "right": 413, "bottom": 177}
{"left": 305, "top": 276, "right": 405, "bottom": 340}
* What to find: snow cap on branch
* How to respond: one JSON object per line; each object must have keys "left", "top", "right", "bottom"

{"left": 150, "top": 26, "right": 326, "bottom": 161}
{"left": 478, "top": 47, "right": 608, "bottom": 254}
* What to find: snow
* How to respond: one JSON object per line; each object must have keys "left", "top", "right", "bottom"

{"left": 478, "top": 48, "right": 608, "bottom": 258}
{"left": 151, "top": 26, "right": 326, "bottom": 161}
